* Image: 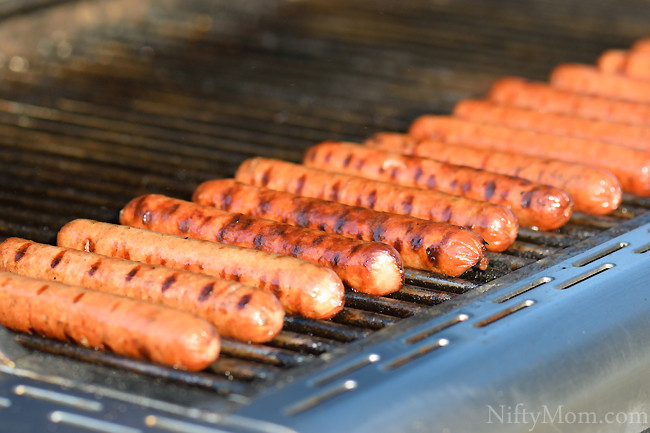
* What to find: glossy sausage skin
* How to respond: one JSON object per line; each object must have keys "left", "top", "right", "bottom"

{"left": 454, "top": 99, "right": 650, "bottom": 153}
{"left": 551, "top": 63, "right": 650, "bottom": 103}
{"left": 119, "top": 194, "right": 404, "bottom": 296}
{"left": 58, "top": 219, "right": 344, "bottom": 320}
{"left": 0, "top": 238, "right": 284, "bottom": 343}
{"left": 366, "top": 132, "right": 622, "bottom": 215}
{"left": 0, "top": 271, "right": 220, "bottom": 371}
{"left": 597, "top": 49, "right": 650, "bottom": 81}
{"left": 235, "top": 157, "right": 518, "bottom": 252}
{"left": 488, "top": 77, "right": 650, "bottom": 126}
{"left": 193, "top": 179, "right": 488, "bottom": 276}
{"left": 303, "top": 141, "right": 573, "bottom": 231}
{"left": 597, "top": 49, "right": 628, "bottom": 74}
{"left": 408, "top": 115, "right": 650, "bottom": 196}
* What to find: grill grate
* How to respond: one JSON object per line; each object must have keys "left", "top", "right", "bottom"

{"left": 0, "top": 0, "right": 648, "bottom": 414}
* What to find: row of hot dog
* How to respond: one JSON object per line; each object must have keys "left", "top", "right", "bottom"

{"left": 1, "top": 38, "right": 649, "bottom": 372}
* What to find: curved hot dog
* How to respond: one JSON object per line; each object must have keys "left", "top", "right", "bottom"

{"left": 303, "top": 141, "right": 573, "bottom": 231}
{"left": 193, "top": 179, "right": 488, "bottom": 276}
{"left": 57, "top": 219, "right": 344, "bottom": 320}
{"left": 119, "top": 194, "right": 404, "bottom": 296}
{"left": 365, "top": 132, "right": 622, "bottom": 215}
{"left": 408, "top": 115, "right": 650, "bottom": 197}
{"left": 235, "top": 157, "right": 518, "bottom": 252}
{"left": 0, "top": 238, "right": 284, "bottom": 343}
{"left": 0, "top": 271, "right": 220, "bottom": 371}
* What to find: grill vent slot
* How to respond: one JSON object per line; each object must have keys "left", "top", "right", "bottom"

{"left": 49, "top": 411, "right": 140, "bottom": 433}
{"left": 474, "top": 300, "right": 535, "bottom": 328}
{"left": 310, "top": 353, "right": 380, "bottom": 387}
{"left": 284, "top": 380, "right": 357, "bottom": 416}
{"left": 493, "top": 277, "right": 553, "bottom": 303}
{"left": 382, "top": 338, "right": 449, "bottom": 371}
{"left": 556, "top": 264, "right": 615, "bottom": 290}
{"left": 572, "top": 242, "right": 629, "bottom": 267}
{"left": 405, "top": 313, "right": 469, "bottom": 344}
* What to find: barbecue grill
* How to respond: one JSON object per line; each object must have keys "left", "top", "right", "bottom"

{"left": 1, "top": 1, "right": 650, "bottom": 432}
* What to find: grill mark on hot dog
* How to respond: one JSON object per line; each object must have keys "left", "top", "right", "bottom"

{"left": 88, "top": 260, "right": 101, "bottom": 276}
{"left": 450, "top": 179, "right": 458, "bottom": 190}
{"left": 83, "top": 239, "right": 95, "bottom": 252}
{"left": 253, "top": 234, "right": 263, "bottom": 248}
{"left": 410, "top": 235, "right": 423, "bottom": 250}
{"left": 50, "top": 251, "right": 66, "bottom": 268}
{"left": 161, "top": 274, "right": 178, "bottom": 292}
{"left": 222, "top": 188, "right": 234, "bottom": 212}
{"left": 136, "top": 343, "right": 152, "bottom": 361}
{"left": 440, "top": 205, "right": 452, "bottom": 223}
{"left": 167, "top": 204, "right": 180, "bottom": 215}
{"left": 261, "top": 167, "right": 272, "bottom": 186}
{"left": 343, "top": 154, "right": 353, "bottom": 167}
{"left": 312, "top": 235, "right": 328, "bottom": 246}
{"left": 461, "top": 181, "right": 471, "bottom": 194}
{"left": 330, "top": 252, "right": 342, "bottom": 267}
{"left": 126, "top": 265, "right": 141, "bottom": 282}
{"left": 402, "top": 195, "right": 414, "bottom": 214}
{"left": 37, "top": 284, "right": 49, "bottom": 295}
{"left": 198, "top": 283, "right": 214, "bottom": 302}
{"left": 330, "top": 181, "right": 342, "bottom": 201}
{"left": 414, "top": 167, "right": 423, "bottom": 182}
{"left": 178, "top": 219, "right": 190, "bottom": 234}
{"left": 73, "top": 293, "right": 85, "bottom": 304}
{"left": 427, "top": 174, "right": 436, "bottom": 188}
{"left": 521, "top": 190, "right": 534, "bottom": 209}
{"left": 372, "top": 225, "right": 384, "bottom": 242}
{"left": 366, "top": 190, "right": 377, "bottom": 208}
{"left": 14, "top": 243, "right": 31, "bottom": 262}
{"left": 238, "top": 294, "right": 252, "bottom": 310}
{"left": 484, "top": 181, "right": 496, "bottom": 200}
{"left": 295, "top": 174, "right": 307, "bottom": 195}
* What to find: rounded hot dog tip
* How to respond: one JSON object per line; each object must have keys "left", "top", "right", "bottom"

{"left": 364, "top": 133, "right": 622, "bottom": 216}
{"left": 0, "top": 270, "right": 220, "bottom": 371}
{"left": 0, "top": 237, "right": 285, "bottom": 343}
{"left": 303, "top": 141, "right": 573, "bottom": 231}
{"left": 57, "top": 219, "right": 345, "bottom": 320}
{"left": 235, "top": 157, "right": 518, "bottom": 252}
{"left": 119, "top": 194, "right": 404, "bottom": 296}
{"left": 193, "top": 179, "right": 488, "bottom": 276}
{"left": 406, "top": 115, "right": 650, "bottom": 197}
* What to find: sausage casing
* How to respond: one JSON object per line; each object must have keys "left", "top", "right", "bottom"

{"left": 119, "top": 194, "right": 404, "bottom": 296}
{"left": 303, "top": 141, "right": 573, "bottom": 231}
{"left": 235, "top": 157, "right": 518, "bottom": 252}
{"left": 0, "top": 271, "right": 220, "bottom": 371}
{"left": 408, "top": 115, "right": 650, "bottom": 197}
{"left": 57, "top": 219, "right": 344, "bottom": 320}
{"left": 193, "top": 179, "right": 488, "bottom": 276}
{"left": 366, "top": 132, "right": 622, "bottom": 215}
{"left": 0, "top": 238, "right": 284, "bottom": 343}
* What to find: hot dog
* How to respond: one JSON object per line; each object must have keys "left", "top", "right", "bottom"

{"left": 57, "top": 219, "right": 344, "bottom": 320}
{"left": 303, "top": 141, "right": 573, "bottom": 230}
{"left": 597, "top": 49, "right": 650, "bottom": 81}
{"left": 454, "top": 99, "right": 650, "bottom": 152}
{"left": 551, "top": 63, "right": 650, "bottom": 103}
{"left": 235, "top": 157, "right": 518, "bottom": 252}
{"left": 365, "top": 132, "right": 622, "bottom": 215}
{"left": 119, "top": 194, "right": 404, "bottom": 296}
{"left": 193, "top": 179, "right": 488, "bottom": 276}
{"left": 408, "top": 115, "right": 650, "bottom": 196}
{"left": 597, "top": 49, "right": 628, "bottom": 74}
{"left": 488, "top": 77, "right": 650, "bottom": 126}
{"left": 0, "top": 271, "right": 220, "bottom": 371}
{"left": 0, "top": 238, "right": 284, "bottom": 343}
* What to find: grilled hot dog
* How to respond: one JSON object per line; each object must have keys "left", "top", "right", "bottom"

{"left": 408, "top": 115, "right": 650, "bottom": 196}
{"left": 193, "top": 179, "right": 488, "bottom": 276}
{"left": 235, "top": 157, "right": 518, "bottom": 252}
{"left": 0, "top": 238, "right": 284, "bottom": 343}
{"left": 0, "top": 271, "right": 220, "bottom": 371}
{"left": 365, "top": 132, "right": 622, "bottom": 215}
{"left": 57, "top": 219, "right": 344, "bottom": 320}
{"left": 119, "top": 194, "right": 404, "bottom": 296}
{"left": 303, "top": 141, "right": 573, "bottom": 230}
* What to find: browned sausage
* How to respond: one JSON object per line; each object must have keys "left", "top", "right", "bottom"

{"left": 0, "top": 271, "right": 220, "bottom": 371}
{"left": 551, "top": 63, "right": 650, "bottom": 103}
{"left": 234, "top": 157, "right": 518, "bottom": 252}
{"left": 303, "top": 141, "right": 573, "bottom": 231}
{"left": 408, "top": 115, "right": 650, "bottom": 196}
{"left": 365, "top": 132, "right": 622, "bottom": 215}
{"left": 0, "top": 238, "right": 284, "bottom": 343}
{"left": 57, "top": 219, "right": 344, "bottom": 320}
{"left": 597, "top": 49, "right": 628, "bottom": 74}
{"left": 488, "top": 77, "right": 650, "bottom": 126}
{"left": 119, "top": 194, "right": 404, "bottom": 296}
{"left": 193, "top": 179, "right": 488, "bottom": 276}
{"left": 454, "top": 99, "right": 650, "bottom": 153}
